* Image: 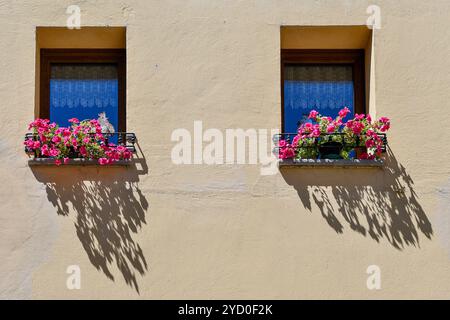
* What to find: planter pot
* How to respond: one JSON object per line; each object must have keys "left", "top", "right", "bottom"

{"left": 319, "top": 142, "right": 343, "bottom": 159}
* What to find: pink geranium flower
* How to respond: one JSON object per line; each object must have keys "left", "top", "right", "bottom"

{"left": 379, "top": 117, "right": 390, "bottom": 124}
{"left": 352, "top": 122, "right": 364, "bottom": 135}
{"left": 40, "top": 144, "right": 49, "bottom": 156}
{"left": 283, "top": 148, "right": 295, "bottom": 159}
{"left": 292, "top": 135, "right": 301, "bottom": 147}
{"left": 311, "top": 128, "right": 321, "bottom": 138}
{"left": 303, "top": 123, "right": 313, "bottom": 132}
{"left": 117, "top": 145, "right": 127, "bottom": 153}
{"left": 326, "top": 124, "right": 336, "bottom": 133}
{"left": 338, "top": 107, "right": 351, "bottom": 119}
{"left": 308, "top": 110, "right": 319, "bottom": 120}
{"left": 279, "top": 146, "right": 295, "bottom": 160}
{"left": 346, "top": 120, "right": 354, "bottom": 128}
{"left": 49, "top": 148, "right": 60, "bottom": 157}
{"left": 52, "top": 135, "right": 61, "bottom": 143}
{"left": 366, "top": 139, "right": 375, "bottom": 148}
{"left": 79, "top": 146, "right": 87, "bottom": 157}
{"left": 98, "top": 158, "right": 110, "bottom": 165}
{"left": 24, "top": 139, "right": 37, "bottom": 149}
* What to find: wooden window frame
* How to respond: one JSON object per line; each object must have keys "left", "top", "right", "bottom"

{"left": 280, "top": 49, "right": 366, "bottom": 131}
{"left": 40, "top": 48, "right": 126, "bottom": 132}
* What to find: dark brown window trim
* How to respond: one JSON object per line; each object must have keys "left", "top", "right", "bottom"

{"left": 280, "top": 49, "right": 366, "bottom": 131}
{"left": 40, "top": 48, "right": 126, "bottom": 132}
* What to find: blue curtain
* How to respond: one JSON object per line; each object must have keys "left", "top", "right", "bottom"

{"left": 284, "top": 64, "right": 355, "bottom": 133}
{"left": 49, "top": 64, "right": 119, "bottom": 130}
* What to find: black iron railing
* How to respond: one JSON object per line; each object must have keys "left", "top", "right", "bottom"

{"left": 275, "top": 132, "right": 388, "bottom": 153}
{"left": 24, "top": 132, "right": 137, "bottom": 158}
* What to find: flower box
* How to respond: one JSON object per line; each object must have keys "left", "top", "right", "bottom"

{"left": 24, "top": 118, "right": 137, "bottom": 166}
{"left": 27, "top": 158, "right": 133, "bottom": 166}
{"left": 278, "top": 158, "right": 384, "bottom": 168}
{"left": 277, "top": 108, "right": 390, "bottom": 163}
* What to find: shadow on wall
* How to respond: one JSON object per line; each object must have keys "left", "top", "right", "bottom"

{"left": 280, "top": 150, "right": 433, "bottom": 250}
{"left": 30, "top": 157, "right": 149, "bottom": 293}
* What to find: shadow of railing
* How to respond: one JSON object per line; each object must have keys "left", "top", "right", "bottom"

{"left": 30, "top": 154, "right": 149, "bottom": 293}
{"left": 279, "top": 149, "right": 433, "bottom": 250}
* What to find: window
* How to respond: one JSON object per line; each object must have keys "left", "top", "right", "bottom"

{"left": 281, "top": 49, "right": 365, "bottom": 133}
{"left": 40, "top": 49, "right": 126, "bottom": 132}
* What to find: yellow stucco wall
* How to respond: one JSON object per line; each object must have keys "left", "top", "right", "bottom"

{"left": 1, "top": 0, "right": 450, "bottom": 299}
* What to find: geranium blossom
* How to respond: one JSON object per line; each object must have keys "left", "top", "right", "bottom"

{"left": 308, "top": 110, "right": 319, "bottom": 120}
{"left": 49, "top": 148, "right": 59, "bottom": 157}
{"left": 51, "top": 135, "right": 61, "bottom": 144}
{"left": 351, "top": 122, "right": 364, "bottom": 135}
{"left": 338, "top": 107, "right": 351, "bottom": 119}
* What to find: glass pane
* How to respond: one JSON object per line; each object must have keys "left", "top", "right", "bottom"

{"left": 49, "top": 64, "right": 119, "bottom": 131}
{"left": 284, "top": 64, "right": 355, "bottom": 133}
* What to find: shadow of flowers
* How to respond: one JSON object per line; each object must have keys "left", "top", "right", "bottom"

{"left": 31, "top": 158, "right": 149, "bottom": 293}
{"left": 280, "top": 149, "right": 433, "bottom": 250}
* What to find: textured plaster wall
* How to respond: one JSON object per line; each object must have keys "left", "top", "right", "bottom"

{"left": 1, "top": 0, "right": 450, "bottom": 299}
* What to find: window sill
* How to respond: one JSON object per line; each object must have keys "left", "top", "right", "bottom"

{"left": 28, "top": 158, "right": 132, "bottom": 166}
{"left": 278, "top": 159, "right": 384, "bottom": 168}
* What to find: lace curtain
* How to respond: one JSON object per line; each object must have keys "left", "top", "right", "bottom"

{"left": 284, "top": 64, "right": 355, "bottom": 133}
{"left": 49, "top": 64, "right": 119, "bottom": 130}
